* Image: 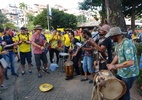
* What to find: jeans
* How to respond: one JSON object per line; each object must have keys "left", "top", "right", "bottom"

{"left": 117, "top": 75, "right": 138, "bottom": 100}
{"left": 5, "top": 51, "right": 15, "bottom": 74}
{"left": 83, "top": 56, "right": 93, "bottom": 73}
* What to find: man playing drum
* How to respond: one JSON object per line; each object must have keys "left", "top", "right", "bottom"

{"left": 106, "top": 27, "right": 139, "bottom": 100}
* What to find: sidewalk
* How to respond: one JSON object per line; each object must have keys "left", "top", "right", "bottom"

{"left": 0, "top": 57, "right": 142, "bottom": 100}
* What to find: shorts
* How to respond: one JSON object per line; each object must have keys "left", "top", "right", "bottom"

{"left": 34, "top": 52, "right": 47, "bottom": 67}
{"left": 20, "top": 52, "right": 32, "bottom": 65}
{"left": 83, "top": 56, "right": 93, "bottom": 73}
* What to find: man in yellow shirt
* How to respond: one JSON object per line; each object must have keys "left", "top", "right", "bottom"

{"left": 17, "top": 27, "right": 32, "bottom": 75}
{"left": 44, "top": 29, "right": 52, "bottom": 43}
{"left": 49, "top": 29, "right": 60, "bottom": 64}
{"left": 63, "top": 29, "right": 71, "bottom": 53}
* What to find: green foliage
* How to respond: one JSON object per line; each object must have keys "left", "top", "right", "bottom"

{"left": 122, "top": 0, "right": 142, "bottom": 17}
{"left": 78, "top": 0, "right": 102, "bottom": 10}
{"left": 19, "top": 2, "right": 27, "bottom": 10}
{"left": 27, "top": 14, "right": 34, "bottom": 22}
{"left": 0, "top": 10, "right": 9, "bottom": 24}
{"left": 26, "top": 21, "right": 34, "bottom": 31}
{"left": 136, "top": 70, "right": 142, "bottom": 96}
{"left": 33, "top": 9, "right": 47, "bottom": 29}
{"left": 77, "top": 15, "right": 86, "bottom": 25}
{"left": 135, "top": 43, "right": 142, "bottom": 56}
{"left": 78, "top": 0, "right": 106, "bottom": 24}
{"left": 3, "top": 22, "right": 18, "bottom": 30}
{"left": 33, "top": 9, "right": 77, "bottom": 29}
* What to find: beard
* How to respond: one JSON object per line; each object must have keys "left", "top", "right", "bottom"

{"left": 112, "top": 36, "right": 118, "bottom": 42}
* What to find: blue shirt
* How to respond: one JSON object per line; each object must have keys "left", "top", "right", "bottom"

{"left": 3, "top": 35, "right": 14, "bottom": 50}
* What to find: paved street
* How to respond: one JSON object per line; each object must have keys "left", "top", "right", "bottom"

{"left": 0, "top": 53, "right": 142, "bottom": 100}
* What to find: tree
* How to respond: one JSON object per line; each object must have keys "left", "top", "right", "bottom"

{"left": 76, "top": 15, "right": 87, "bottom": 25}
{"left": 122, "top": 0, "right": 142, "bottom": 32}
{"left": 105, "top": 0, "right": 126, "bottom": 31}
{"left": 26, "top": 22, "right": 34, "bottom": 30}
{"left": 79, "top": 0, "right": 142, "bottom": 31}
{"left": 33, "top": 9, "right": 77, "bottom": 29}
{"left": 78, "top": 0, "right": 106, "bottom": 24}
{"left": 3, "top": 22, "right": 17, "bottom": 30}
{"left": 0, "top": 10, "right": 9, "bottom": 26}
{"left": 26, "top": 14, "right": 34, "bottom": 22}
{"left": 19, "top": 2, "right": 27, "bottom": 26}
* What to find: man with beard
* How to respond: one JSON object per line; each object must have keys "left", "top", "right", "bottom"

{"left": 90, "top": 24, "right": 112, "bottom": 70}
{"left": 106, "top": 27, "right": 139, "bottom": 100}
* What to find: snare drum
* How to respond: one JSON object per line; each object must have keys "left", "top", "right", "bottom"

{"left": 59, "top": 52, "right": 69, "bottom": 59}
{"left": 92, "top": 70, "right": 126, "bottom": 100}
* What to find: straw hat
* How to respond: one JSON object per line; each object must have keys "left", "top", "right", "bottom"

{"left": 39, "top": 83, "right": 53, "bottom": 92}
{"left": 34, "top": 25, "right": 42, "bottom": 30}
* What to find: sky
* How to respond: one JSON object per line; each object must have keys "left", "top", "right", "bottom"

{"left": 0, "top": 0, "right": 84, "bottom": 10}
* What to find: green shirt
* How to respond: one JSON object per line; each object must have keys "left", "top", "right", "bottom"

{"left": 115, "top": 38, "right": 139, "bottom": 78}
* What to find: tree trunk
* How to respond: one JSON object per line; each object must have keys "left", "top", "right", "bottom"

{"left": 101, "top": 0, "right": 106, "bottom": 24}
{"left": 105, "top": 0, "right": 127, "bottom": 32}
{"left": 131, "top": 4, "right": 136, "bottom": 33}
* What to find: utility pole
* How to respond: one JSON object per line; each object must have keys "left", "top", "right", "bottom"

{"left": 47, "top": 4, "right": 50, "bottom": 30}
{"left": 47, "top": 4, "right": 52, "bottom": 31}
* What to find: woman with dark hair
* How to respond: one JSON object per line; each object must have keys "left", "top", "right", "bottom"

{"left": 2, "top": 27, "right": 18, "bottom": 77}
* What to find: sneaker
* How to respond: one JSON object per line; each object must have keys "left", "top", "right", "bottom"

{"left": 65, "top": 76, "right": 70, "bottom": 80}
{"left": 29, "top": 70, "right": 32, "bottom": 74}
{"left": 89, "top": 80, "right": 93, "bottom": 84}
{"left": 1, "top": 85, "right": 7, "bottom": 89}
{"left": 11, "top": 73, "right": 19, "bottom": 77}
{"left": 81, "top": 78, "right": 89, "bottom": 82}
{"left": 7, "top": 66, "right": 10, "bottom": 69}
{"left": 42, "top": 69, "right": 50, "bottom": 74}
{"left": 31, "top": 63, "right": 33, "bottom": 66}
{"left": 21, "top": 71, "right": 25, "bottom": 75}
{"left": 38, "top": 74, "right": 42, "bottom": 78}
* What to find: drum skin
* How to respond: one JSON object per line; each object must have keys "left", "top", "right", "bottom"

{"left": 93, "top": 70, "right": 126, "bottom": 100}
{"left": 64, "top": 61, "right": 74, "bottom": 77}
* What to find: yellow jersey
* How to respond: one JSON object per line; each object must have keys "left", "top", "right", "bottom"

{"left": 63, "top": 34, "right": 70, "bottom": 47}
{"left": 16, "top": 34, "right": 31, "bottom": 52}
{"left": 50, "top": 34, "right": 60, "bottom": 49}
{"left": 45, "top": 33, "right": 52, "bottom": 43}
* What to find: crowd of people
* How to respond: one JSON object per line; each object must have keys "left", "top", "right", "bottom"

{"left": 0, "top": 23, "right": 140, "bottom": 100}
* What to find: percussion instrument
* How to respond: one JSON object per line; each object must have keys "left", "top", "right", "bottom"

{"left": 59, "top": 52, "right": 69, "bottom": 59}
{"left": 92, "top": 70, "right": 126, "bottom": 100}
{"left": 64, "top": 60, "right": 74, "bottom": 79}
{"left": 76, "top": 42, "right": 82, "bottom": 47}
{"left": 0, "top": 64, "right": 4, "bottom": 86}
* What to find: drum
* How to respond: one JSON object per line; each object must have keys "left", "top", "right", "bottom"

{"left": 92, "top": 70, "right": 126, "bottom": 100}
{"left": 0, "top": 64, "right": 4, "bottom": 86}
{"left": 59, "top": 53, "right": 69, "bottom": 59}
{"left": 64, "top": 61, "right": 74, "bottom": 78}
